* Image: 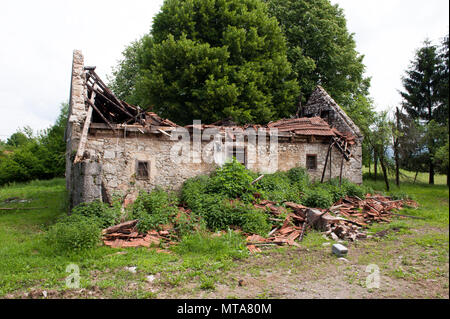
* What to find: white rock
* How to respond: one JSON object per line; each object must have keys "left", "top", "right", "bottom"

{"left": 338, "top": 257, "right": 349, "bottom": 263}
{"left": 330, "top": 232, "right": 339, "bottom": 241}
{"left": 146, "top": 275, "right": 155, "bottom": 283}
{"left": 42, "top": 291, "right": 47, "bottom": 298}
{"left": 322, "top": 242, "right": 331, "bottom": 247}
{"left": 125, "top": 266, "right": 137, "bottom": 274}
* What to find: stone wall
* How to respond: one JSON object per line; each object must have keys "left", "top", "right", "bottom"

{"left": 70, "top": 161, "right": 103, "bottom": 208}
{"left": 65, "top": 50, "right": 87, "bottom": 195}
{"left": 303, "top": 86, "right": 362, "bottom": 139}
{"left": 82, "top": 130, "right": 362, "bottom": 200}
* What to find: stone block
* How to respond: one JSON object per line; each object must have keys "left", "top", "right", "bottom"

{"left": 332, "top": 244, "right": 348, "bottom": 257}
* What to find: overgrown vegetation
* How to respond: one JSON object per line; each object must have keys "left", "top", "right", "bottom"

{"left": 45, "top": 215, "right": 101, "bottom": 252}
{"left": 0, "top": 171, "right": 447, "bottom": 298}
{"left": 180, "top": 158, "right": 371, "bottom": 232}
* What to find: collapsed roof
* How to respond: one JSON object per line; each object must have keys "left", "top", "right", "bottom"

{"left": 84, "top": 68, "right": 356, "bottom": 140}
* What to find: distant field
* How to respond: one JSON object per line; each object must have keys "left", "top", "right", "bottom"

{"left": 0, "top": 174, "right": 448, "bottom": 299}
{"left": 363, "top": 166, "right": 447, "bottom": 185}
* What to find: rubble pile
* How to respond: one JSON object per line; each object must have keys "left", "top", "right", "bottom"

{"left": 101, "top": 194, "right": 418, "bottom": 252}
{"left": 245, "top": 195, "right": 419, "bottom": 251}
{"left": 102, "top": 220, "right": 174, "bottom": 248}
{"left": 321, "top": 194, "right": 419, "bottom": 242}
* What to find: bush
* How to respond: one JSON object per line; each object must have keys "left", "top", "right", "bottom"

{"left": 240, "top": 209, "right": 271, "bottom": 236}
{"left": 287, "top": 167, "right": 309, "bottom": 191}
{"left": 207, "top": 158, "right": 256, "bottom": 202}
{"left": 131, "top": 188, "right": 179, "bottom": 233}
{"left": 181, "top": 175, "right": 211, "bottom": 211}
{"left": 173, "top": 211, "right": 205, "bottom": 237}
{"left": 320, "top": 181, "right": 347, "bottom": 203}
{"left": 45, "top": 215, "right": 101, "bottom": 252}
{"left": 302, "top": 187, "right": 334, "bottom": 209}
{"left": 256, "top": 172, "right": 299, "bottom": 202}
{"left": 71, "top": 200, "right": 121, "bottom": 228}
{"left": 191, "top": 194, "right": 237, "bottom": 231}
{"left": 341, "top": 180, "right": 366, "bottom": 199}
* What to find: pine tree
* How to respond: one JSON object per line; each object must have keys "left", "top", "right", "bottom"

{"left": 400, "top": 40, "right": 443, "bottom": 184}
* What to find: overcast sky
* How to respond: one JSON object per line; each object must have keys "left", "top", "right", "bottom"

{"left": 0, "top": 0, "right": 448, "bottom": 140}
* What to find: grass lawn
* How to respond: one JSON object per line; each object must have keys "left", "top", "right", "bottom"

{"left": 0, "top": 173, "right": 448, "bottom": 299}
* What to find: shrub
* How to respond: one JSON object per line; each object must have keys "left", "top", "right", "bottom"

{"left": 131, "top": 188, "right": 179, "bottom": 233}
{"left": 302, "top": 187, "right": 334, "bottom": 209}
{"left": 191, "top": 194, "right": 237, "bottom": 231}
{"left": 256, "top": 172, "right": 299, "bottom": 202}
{"left": 207, "top": 158, "right": 256, "bottom": 202}
{"left": 341, "top": 180, "right": 366, "bottom": 199}
{"left": 71, "top": 200, "right": 121, "bottom": 228}
{"left": 240, "top": 209, "right": 271, "bottom": 236}
{"left": 181, "top": 175, "right": 211, "bottom": 211}
{"left": 45, "top": 215, "right": 101, "bottom": 252}
{"left": 320, "top": 181, "right": 347, "bottom": 204}
{"left": 287, "top": 167, "right": 309, "bottom": 191}
{"left": 173, "top": 211, "right": 205, "bottom": 237}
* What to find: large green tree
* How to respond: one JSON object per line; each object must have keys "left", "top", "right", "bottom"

{"left": 263, "top": 0, "right": 370, "bottom": 109}
{"left": 129, "top": 0, "right": 299, "bottom": 125}
{"left": 400, "top": 40, "right": 445, "bottom": 184}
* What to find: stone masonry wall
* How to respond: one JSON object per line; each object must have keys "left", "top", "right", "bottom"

{"left": 83, "top": 132, "right": 362, "bottom": 200}
{"left": 303, "top": 86, "right": 362, "bottom": 138}
{"left": 65, "top": 50, "right": 87, "bottom": 194}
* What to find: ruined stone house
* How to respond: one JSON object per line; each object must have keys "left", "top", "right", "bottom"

{"left": 65, "top": 50, "right": 363, "bottom": 208}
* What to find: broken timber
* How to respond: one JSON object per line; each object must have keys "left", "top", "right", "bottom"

{"left": 74, "top": 84, "right": 97, "bottom": 164}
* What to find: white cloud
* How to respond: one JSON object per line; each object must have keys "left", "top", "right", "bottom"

{"left": 0, "top": 0, "right": 448, "bottom": 140}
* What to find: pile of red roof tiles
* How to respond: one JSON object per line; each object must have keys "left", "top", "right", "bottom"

{"left": 101, "top": 194, "right": 418, "bottom": 252}
{"left": 246, "top": 201, "right": 309, "bottom": 253}
{"left": 246, "top": 195, "right": 419, "bottom": 252}
{"left": 267, "top": 117, "right": 336, "bottom": 136}
{"left": 102, "top": 220, "right": 175, "bottom": 249}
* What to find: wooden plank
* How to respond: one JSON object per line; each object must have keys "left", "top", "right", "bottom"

{"left": 85, "top": 98, "right": 116, "bottom": 132}
{"left": 321, "top": 140, "right": 334, "bottom": 183}
{"left": 74, "top": 85, "right": 97, "bottom": 164}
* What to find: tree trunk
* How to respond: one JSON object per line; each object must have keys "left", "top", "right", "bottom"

{"left": 368, "top": 153, "right": 372, "bottom": 177}
{"left": 447, "top": 167, "right": 449, "bottom": 187}
{"left": 429, "top": 160, "right": 435, "bottom": 185}
{"left": 394, "top": 107, "right": 400, "bottom": 187}
{"left": 379, "top": 155, "right": 390, "bottom": 191}
{"left": 414, "top": 170, "right": 419, "bottom": 184}
{"left": 374, "top": 154, "right": 378, "bottom": 181}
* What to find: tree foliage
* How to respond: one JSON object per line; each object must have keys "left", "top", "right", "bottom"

{"left": 112, "top": 0, "right": 300, "bottom": 125}
{"left": 263, "top": 0, "right": 370, "bottom": 109}
{"left": 399, "top": 37, "right": 449, "bottom": 184}
{"left": 0, "top": 103, "right": 68, "bottom": 185}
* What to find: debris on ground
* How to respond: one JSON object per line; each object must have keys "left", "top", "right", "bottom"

{"left": 2, "top": 197, "right": 32, "bottom": 204}
{"left": 101, "top": 193, "right": 418, "bottom": 253}
{"left": 102, "top": 219, "right": 174, "bottom": 249}
{"left": 124, "top": 266, "right": 137, "bottom": 274}
{"left": 245, "top": 194, "right": 419, "bottom": 252}
{"left": 332, "top": 243, "right": 348, "bottom": 257}
{"left": 323, "top": 195, "right": 419, "bottom": 241}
